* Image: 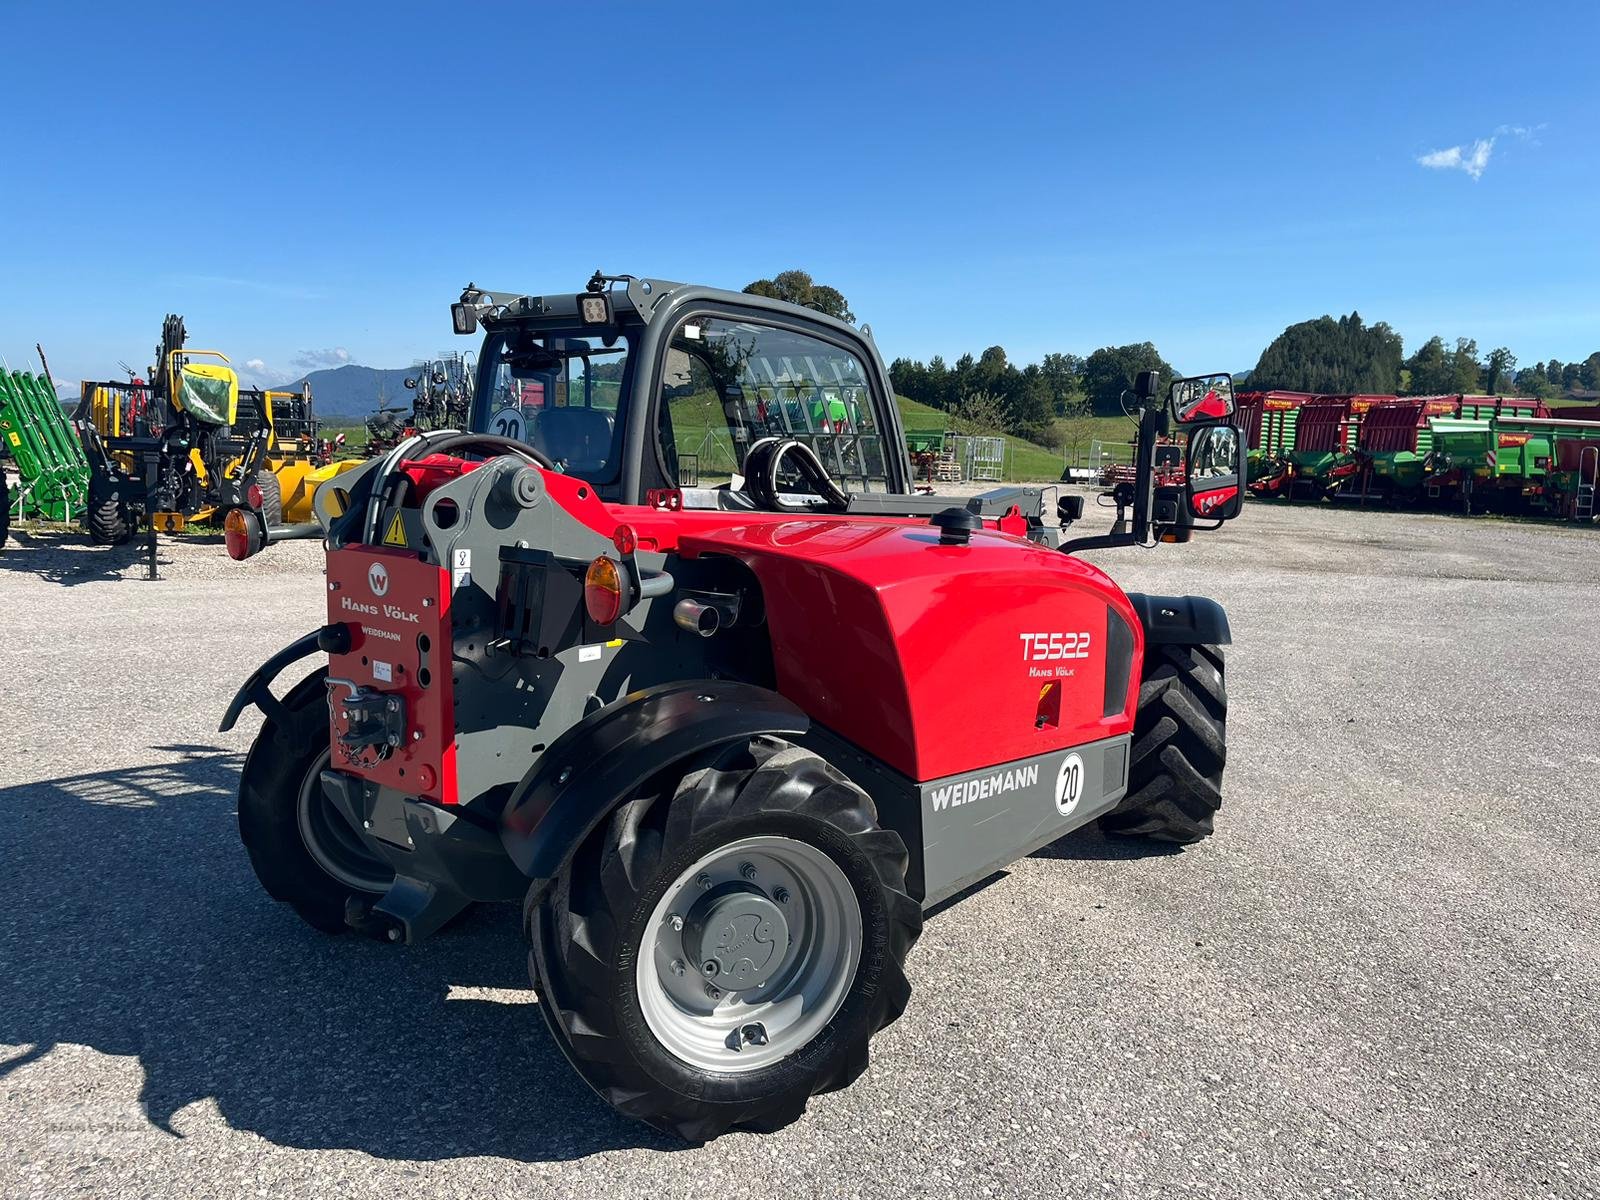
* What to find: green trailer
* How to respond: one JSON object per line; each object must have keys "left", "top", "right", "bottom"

{"left": 0, "top": 362, "right": 91, "bottom": 544}
{"left": 1427, "top": 413, "right": 1600, "bottom": 515}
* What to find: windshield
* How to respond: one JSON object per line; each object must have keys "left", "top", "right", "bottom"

{"left": 658, "top": 316, "right": 893, "bottom": 495}
{"left": 473, "top": 329, "right": 634, "bottom": 482}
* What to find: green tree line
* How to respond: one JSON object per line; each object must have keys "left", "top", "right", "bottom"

{"left": 747, "top": 274, "right": 1600, "bottom": 449}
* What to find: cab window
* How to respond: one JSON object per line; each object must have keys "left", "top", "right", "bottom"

{"left": 478, "top": 330, "right": 632, "bottom": 480}
{"left": 656, "top": 316, "right": 891, "bottom": 494}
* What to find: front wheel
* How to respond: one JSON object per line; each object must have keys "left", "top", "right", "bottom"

{"left": 238, "top": 670, "right": 394, "bottom": 931}
{"left": 527, "top": 736, "right": 921, "bottom": 1142}
{"left": 1100, "top": 643, "right": 1227, "bottom": 844}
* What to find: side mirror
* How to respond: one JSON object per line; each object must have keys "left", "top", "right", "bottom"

{"left": 1170, "top": 373, "right": 1235, "bottom": 424}
{"left": 1184, "top": 424, "right": 1243, "bottom": 520}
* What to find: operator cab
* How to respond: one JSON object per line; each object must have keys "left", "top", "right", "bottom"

{"left": 460, "top": 274, "right": 910, "bottom": 509}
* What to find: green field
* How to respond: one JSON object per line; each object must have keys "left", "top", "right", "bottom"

{"left": 895, "top": 395, "right": 1136, "bottom": 481}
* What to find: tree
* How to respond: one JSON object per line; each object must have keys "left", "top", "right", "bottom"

{"left": 742, "top": 270, "right": 854, "bottom": 323}
{"left": 1038, "top": 352, "right": 1085, "bottom": 415}
{"left": 948, "top": 389, "right": 1008, "bottom": 435}
{"left": 1404, "top": 336, "right": 1454, "bottom": 395}
{"left": 1250, "top": 312, "right": 1402, "bottom": 394}
{"left": 1002, "top": 365, "right": 1054, "bottom": 443}
{"left": 1449, "top": 338, "right": 1482, "bottom": 393}
{"left": 1563, "top": 362, "right": 1581, "bottom": 390}
{"left": 1081, "top": 343, "right": 1177, "bottom": 416}
{"left": 1546, "top": 359, "right": 1564, "bottom": 387}
{"left": 1513, "top": 367, "right": 1555, "bottom": 398}
{"left": 1056, "top": 395, "right": 1104, "bottom": 466}
{"left": 1484, "top": 347, "right": 1516, "bottom": 394}
{"left": 1581, "top": 352, "right": 1600, "bottom": 391}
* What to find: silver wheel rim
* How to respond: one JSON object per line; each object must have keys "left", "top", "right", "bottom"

{"left": 295, "top": 749, "right": 391, "bottom": 893}
{"left": 637, "top": 835, "right": 862, "bottom": 1073}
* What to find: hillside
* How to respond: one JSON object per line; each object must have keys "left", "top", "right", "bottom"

{"left": 289, "top": 365, "right": 415, "bottom": 419}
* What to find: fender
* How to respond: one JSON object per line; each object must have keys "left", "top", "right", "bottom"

{"left": 501, "top": 679, "right": 808, "bottom": 890}
{"left": 1124, "top": 592, "right": 1232, "bottom": 647}
{"left": 218, "top": 622, "right": 351, "bottom": 732}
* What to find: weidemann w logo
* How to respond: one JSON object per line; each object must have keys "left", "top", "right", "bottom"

{"left": 929, "top": 764, "right": 1039, "bottom": 811}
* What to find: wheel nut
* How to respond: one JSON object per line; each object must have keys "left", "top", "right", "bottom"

{"left": 739, "top": 862, "right": 757, "bottom": 880}
{"left": 695, "top": 872, "right": 711, "bottom": 889}
{"left": 774, "top": 887, "right": 790, "bottom": 904}
{"left": 701, "top": 959, "right": 721, "bottom": 978}
{"left": 670, "top": 959, "right": 686, "bottom": 976}
{"left": 704, "top": 982, "right": 721, "bottom": 1000}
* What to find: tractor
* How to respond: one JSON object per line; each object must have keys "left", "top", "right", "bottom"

{"left": 221, "top": 274, "right": 1243, "bottom": 1141}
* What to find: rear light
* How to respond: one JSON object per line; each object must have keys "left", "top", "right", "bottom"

{"left": 245, "top": 482, "right": 264, "bottom": 510}
{"left": 584, "top": 555, "right": 625, "bottom": 625}
{"left": 224, "top": 507, "right": 264, "bottom": 561}
{"left": 612, "top": 524, "right": 638, "bottom": 556}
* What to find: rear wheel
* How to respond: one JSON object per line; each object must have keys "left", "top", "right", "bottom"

{"left": 1101, "top": 643, "right": 1227, "bottom": 844}
{"left": 527, "top": 736, "right": 921, "bottom": 1142}
{"left": 239, "top": 670, "right": 393, "bottom": 932}
{"left": 87, "top": 480, "right": 133, "bottom": 545}
{"left": 252, "top": 470, "right": 283, "bottom": 529}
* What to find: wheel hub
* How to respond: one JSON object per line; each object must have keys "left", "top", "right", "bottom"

{"left": 682, "top": 884, "right": 789, "bottom": 992}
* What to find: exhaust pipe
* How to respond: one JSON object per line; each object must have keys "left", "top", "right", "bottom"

{"left": 674, "top": 597, "right": 719, "bottom": 637}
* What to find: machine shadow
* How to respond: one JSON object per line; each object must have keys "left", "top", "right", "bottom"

{"left": 0, "top": 745, "right": 676, "bottom": 1162}
{"left": 0, "top": 530, "right": 152, "bottom": 586}
{"left": 1030, "top": 822, "right": 1185, "bottom": 862}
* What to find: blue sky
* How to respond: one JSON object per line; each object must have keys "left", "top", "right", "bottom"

{"left": 3, "top": 1, "right": 1596, "bottom": 390}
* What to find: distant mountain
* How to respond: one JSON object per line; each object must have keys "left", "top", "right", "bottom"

{"left": 280, "top": 365, "right": 417, "bottom": 421}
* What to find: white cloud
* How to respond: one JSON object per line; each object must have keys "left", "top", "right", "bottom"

{"left": 292, "top": 347, "right": 352, "bottom": 371}
{"left": 1418, "top": 137, "right": 1495, "bottom": 180}
{"left": 245, "top": 358, "right": 267, "bottom": 372}
{"left": 1418, "top": 124, "right": 1543, "bottom": 181}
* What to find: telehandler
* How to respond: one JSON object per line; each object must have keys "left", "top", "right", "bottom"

{"left": 222, "top": 274, "right": 1242, "bottom": 1140}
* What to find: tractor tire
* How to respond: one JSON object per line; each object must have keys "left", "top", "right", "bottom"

{"left": 253, "top": 470, "right": 283, "bottom": 529}
{"left": 1100, "top": 643, "right": 1227, "bottom": 845}
{"left": 238, "top": 669, "right": 394, "bottom": 933}
{"left": 526, "top": 736, "right": 921, "bottom": 1142}
{"left": 87, "top": 483, "right": 133, "bottom": 545}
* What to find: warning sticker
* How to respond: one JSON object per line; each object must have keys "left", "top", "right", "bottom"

{"left": 383, "top": 511, "right": 407, "bottom": 547}
{"left": 578, "top": 645, "right": 602, "bottom": 663}
{"left": 373, "top": 660, "right": 393, "bottom": 682}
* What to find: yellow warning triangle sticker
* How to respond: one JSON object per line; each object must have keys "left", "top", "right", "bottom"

{"left": 383, "top": 511, "right": 407, "bottom": 547}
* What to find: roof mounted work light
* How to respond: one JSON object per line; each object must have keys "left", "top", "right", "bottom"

{"left": 452, "top": 283, "right": 486, "bottom": 335}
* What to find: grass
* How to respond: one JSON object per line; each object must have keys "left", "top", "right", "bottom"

{"left": 896, "top": 395, "right": 1137, "bottom": 481}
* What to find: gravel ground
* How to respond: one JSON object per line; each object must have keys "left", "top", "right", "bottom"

{"left": 1, "top": 504, "right": 1597, "bottom": 1199}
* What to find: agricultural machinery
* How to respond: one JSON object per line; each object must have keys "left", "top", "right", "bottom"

{"left": 1239, "top": 391, "right": 1582, "bottom": 511}
{"left": 1428, "top": 412, "right": 1600, "bottom": 516}
{"left": 0, "top": 347, "right": 90, "bottom": 549}
{"left": 75, "top": 315, "right": 357, "bottom": 551}
{"left": 221, "top": 273, "right": 1243, "bottom": 1140}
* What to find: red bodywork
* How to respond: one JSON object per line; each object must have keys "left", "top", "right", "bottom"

{"left": 1358, "top": 397, "right": 1459, "bottom": 452}
{"left": 328, "top": 457, "right": 1143, "bottom": 797}
{"left": 326, "top": 548, "right": 457, "bottom": 804}
{"left": 674, "top": 521, "right": 1141, "bottom": 781}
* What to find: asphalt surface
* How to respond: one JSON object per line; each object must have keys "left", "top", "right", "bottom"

{"left": 1, "top": 505, "right": 1597, "bottom": 1199}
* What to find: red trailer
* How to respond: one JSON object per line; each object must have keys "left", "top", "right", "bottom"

{"left": 1240, "top": 391, "right": 1316, "bottom": 495}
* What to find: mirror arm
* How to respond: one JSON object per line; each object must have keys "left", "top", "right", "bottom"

{"left": 1059, "top": 530, "right": 1139, "bottom": 554}
{"left": 1130, "top": 404, "right": 1164, "bottom": 544}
